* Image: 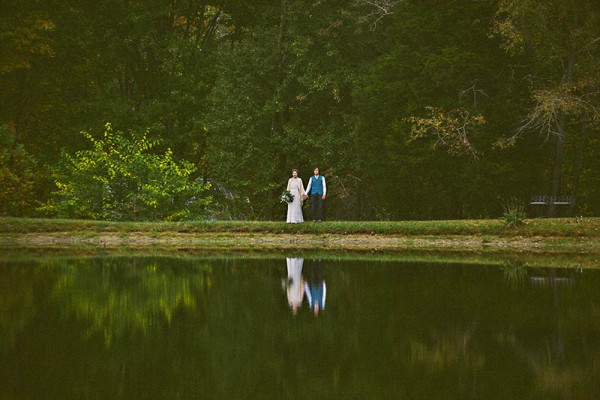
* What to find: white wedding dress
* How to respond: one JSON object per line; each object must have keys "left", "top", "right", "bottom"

{"left": 286, "top": 257, "right": 305, "bottom": 310}
{"left": 286, "top": 177, "right": 305, "bottom": 223}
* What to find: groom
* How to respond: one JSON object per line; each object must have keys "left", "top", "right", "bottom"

{"left": 305, "top": 167, "right": 326, "bottom": 222}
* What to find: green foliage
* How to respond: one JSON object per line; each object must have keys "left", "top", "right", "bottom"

{"left": 41, "top": 123, "right": 211, "bottom": 221}
{"left": 205, "top": 0, "right": 367, "bottom": 219}
{"left": 0, "top": 124, "right": 37, "bottom": 216}
{"left": 1, "top": 0, "right": 599, "bottom": 220}
{"left": 492, "top": 0, "right": 600, "bottom": 213}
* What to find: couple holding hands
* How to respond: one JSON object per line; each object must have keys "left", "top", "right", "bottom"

{"left": 286, "top": 167, "right": 326, "bottom": 223}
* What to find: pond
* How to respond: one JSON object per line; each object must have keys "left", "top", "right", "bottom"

{"left": 1, "top": 254, "right": 599, "bottom": 399}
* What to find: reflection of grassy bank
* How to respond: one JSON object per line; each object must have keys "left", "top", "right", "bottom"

{"left": 2, "top": 246, "right": 599, "bottom": 270}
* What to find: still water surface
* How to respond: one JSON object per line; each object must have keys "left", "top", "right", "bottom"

{"left": 1, "top": 255, "right": 599, "bottom": 399}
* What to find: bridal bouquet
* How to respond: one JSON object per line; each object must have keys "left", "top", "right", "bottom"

{"left": 280, "top": 190, "right": 294, "bottom": 204}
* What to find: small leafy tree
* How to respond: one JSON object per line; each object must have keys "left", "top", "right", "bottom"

{"left": 0, "top": 124, "right": 37, "bottom": 216}
{"left": 41, "top": 123, "right": 210, "bottom": 221}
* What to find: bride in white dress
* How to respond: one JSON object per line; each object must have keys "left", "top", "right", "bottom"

{"left": 286, "top": 169, "right": 306, "bottom": 223}
{"left": 286, "top": 257, "right": 305, "bottom": 315}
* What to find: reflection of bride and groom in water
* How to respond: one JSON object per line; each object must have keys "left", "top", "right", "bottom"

{"left": 285, "top": 258, "right": 326, "bottom": 316}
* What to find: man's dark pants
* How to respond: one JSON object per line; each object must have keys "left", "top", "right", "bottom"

{"left": 310, "top": 193, "right": 324, "bottom": 221}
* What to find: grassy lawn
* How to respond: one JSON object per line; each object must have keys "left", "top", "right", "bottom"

{"left": 1, "top": 216, "right": 599, "bottom": 237}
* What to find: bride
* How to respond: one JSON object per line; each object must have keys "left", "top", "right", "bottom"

{"left": 286, "top": 169, "right": 306, "bottom": 223}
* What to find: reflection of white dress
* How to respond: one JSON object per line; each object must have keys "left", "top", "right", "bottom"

{"left": 286, "top": 177, "right": 305, "bottom": 223}
{"left": 286, "top": 257, "right": 304, "bottom": 308}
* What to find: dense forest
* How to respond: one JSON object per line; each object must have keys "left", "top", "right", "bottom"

{"left": 1, "top": 0, "right": 599, "bottom": 220}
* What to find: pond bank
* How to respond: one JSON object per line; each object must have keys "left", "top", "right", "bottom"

{"left": 2, "top": 231, "right": 599, "bottom": 252}
{"left": 2, "top": 217, "right": 599, "bottom": 263}
{"left": 2, "top": 217, "right": 599, "bottom": 268}
{"left": 2, "top": 232, "right": 599, "bottom": 269}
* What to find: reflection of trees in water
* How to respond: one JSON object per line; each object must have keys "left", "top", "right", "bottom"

{"left": 410, "top": 326, "right": 484, "bottom": 371}
{"left": 1, "top": 257, "right": 215, "bottom": 399}
{"left": 51, "top": 257, "right": 212, "bottom": 346}
{"left": 3, "top": 258, "right": 600, "bottom": 398}
{"left": 357, "top": 263, "right": 600, "bottom": 399}
{"left": 499, "top": 269, "right": 600, "bottom": 398}
{"left": 409, "top": 326, "right": 485, "bottom": 398}
{"left": 501, "top": 334, "right": 587, "bottom": 396}
{"left": 0, "top": 265, "right": 40, "bottom": 352}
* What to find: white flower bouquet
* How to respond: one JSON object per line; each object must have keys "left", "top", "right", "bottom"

{"left": 280, "top": 190, "right": 294, "bottom": 204}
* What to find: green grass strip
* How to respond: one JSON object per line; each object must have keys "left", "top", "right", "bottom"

{"left": 1, "top": 216, "right": 598, "bottom": 237}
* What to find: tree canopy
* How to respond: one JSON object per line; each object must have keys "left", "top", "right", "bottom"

{"left": 1, "top": 0, "right": 599, "bottom": 220}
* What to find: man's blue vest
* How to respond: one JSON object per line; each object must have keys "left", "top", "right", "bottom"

{"left": 310, "top": 175, "right": 324, "bottom": 195}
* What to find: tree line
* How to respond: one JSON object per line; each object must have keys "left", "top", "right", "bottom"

{"left": 1, "top": 0, "right": 599, "bottom": 220}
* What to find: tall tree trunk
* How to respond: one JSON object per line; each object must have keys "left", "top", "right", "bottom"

{"left": 547, "top": 123, "right": 565, "bottom": 217}
{"left": 569, "top": 123, "right": 587, "bottom": 214}
{"left": 547, "top": 4, "right": 577, "bottom": 217}
{"left": 266, "top": 0, "right": 289, "bottom": 220}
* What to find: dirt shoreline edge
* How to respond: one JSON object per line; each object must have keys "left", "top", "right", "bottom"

{"left": 2, "top": 232, "right": 599, "bottom": 253}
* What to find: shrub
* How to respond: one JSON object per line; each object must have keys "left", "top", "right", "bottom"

{"left": 40, "top": 123, "right": 211, "bottom": 221}
{"left": 502, "top": 198, "right": 527, "bottom": 227}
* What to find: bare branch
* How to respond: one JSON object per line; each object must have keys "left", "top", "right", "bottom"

{"left": 459, "top": 80, "right": 489, "bottom": 108}
{"left": 358, "top": 0, "right": 402, "bottom": 30}
{"left": 496, "top": 85, "right": 600, "bottom": 148}
{"left": 577, "top": 35, "right": 600, "bottom": 55}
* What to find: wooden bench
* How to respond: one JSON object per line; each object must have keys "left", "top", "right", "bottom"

{"left": 529, "top": 195, "right": 575, "bottom": 217}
